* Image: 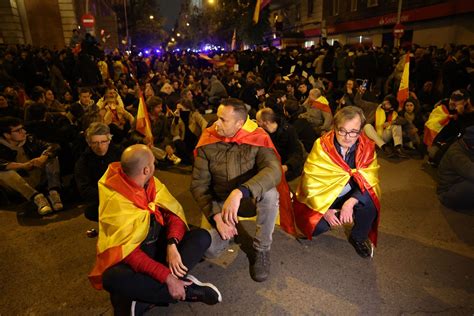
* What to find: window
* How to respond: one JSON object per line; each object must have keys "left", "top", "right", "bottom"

{"left": 367, "top": 0, "right": 378, "bottom": 7}
{"left": 307, "top": 0, "right": 314, "bottom": 17}
{"left": 305, "top": 40, "right": 315, "bottom": 48}
{"left": 351, "top": 0, "right": 357, "bottom": 11}
{"left": 332, "top": 0, "right": 339, "bottom": 16}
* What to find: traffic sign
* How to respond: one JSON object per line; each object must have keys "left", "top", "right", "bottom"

{"left": 81, "top": 13, "right": 95, "bottom": 28}
{"left": 393, "top": 23, "right": 405, "bottom": 39}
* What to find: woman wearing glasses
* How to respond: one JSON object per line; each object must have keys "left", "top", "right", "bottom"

{"left": 293, "top": 106, "right": 382, "bottom": 258}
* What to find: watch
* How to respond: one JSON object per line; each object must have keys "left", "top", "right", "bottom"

{"left": 167, "top": 237, "right": 179, "bottom": 246}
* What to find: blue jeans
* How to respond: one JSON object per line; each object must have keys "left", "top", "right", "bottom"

{"left": 313, "top": 190, "right": 377, "bottom": 242}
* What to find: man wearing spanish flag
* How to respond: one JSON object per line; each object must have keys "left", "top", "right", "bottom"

{"left": 294, "top": 106, "right": 381, "bottom": 258}
{"left": 191, "top": 98, "right": 288, "bottom": 282}
{"left": 424, "top": 89, "right": 471, "bottom": 165}
{"left": 89, "top": 145, "right": 221, "bottom": 314}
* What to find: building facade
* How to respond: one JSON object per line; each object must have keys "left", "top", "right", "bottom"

{"left": 0, "top": 0, "right": 118, "bottom": 49}
{"left": 322, "top": 0, "right": 474, "bottom": 47}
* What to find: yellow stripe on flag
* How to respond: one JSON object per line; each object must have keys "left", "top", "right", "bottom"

{"left": 397, "top": 53, "right": 410, "bottom": 111}
{"left": 136, "top": 91, "right": 154, "bottom": 144}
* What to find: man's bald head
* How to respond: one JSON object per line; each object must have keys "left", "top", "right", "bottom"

{"left": 121, "top": 144, "right": 154, "bottom": 178}
{"left": 309, "top": 88, "right": 322, "bottom": 99}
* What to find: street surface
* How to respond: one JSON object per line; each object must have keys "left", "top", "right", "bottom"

{"left": 1, "top": 157, "right": 473, "bottom": 315}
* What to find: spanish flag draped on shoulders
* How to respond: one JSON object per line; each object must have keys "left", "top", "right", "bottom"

{"left": 293, "top": 130, "right": 381, "bottom": 245}
{"left": 375, "top": 104, "right": 398, "bottom": 136}
{"left": 195, "top": 117, "right": 297, "bottom": 236}
{"left": 423, "top": 104, "right": 452, "bottom": 147}
{"left": 310, "top": 95, "right": 332, "bottom": 114}
{"left": 88, "top": 162, "right": 186, "bottom": 290}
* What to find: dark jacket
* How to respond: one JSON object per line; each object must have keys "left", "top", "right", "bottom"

{"left": 268, "top": 121, "right": 304, "bottom": 181}
{"left": 74, "top": 145, "right": 121, "bottom": 203}
{"left": 0, "top": 135, "right": 60, "bottom": 171}
{"left": 191, "top": 141, "right": 282, "bottom": 220}
{"left": 437, "top": 140, "right": 474, "bottom": 195}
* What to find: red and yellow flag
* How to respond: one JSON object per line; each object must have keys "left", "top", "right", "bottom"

{"left": 375, "top": 105, "right": 398, "bottom": 137}
{"left": 423, "top": 104, "right": 451, "bottom": 147}
{"left": 89, "top": 162, "right": 187, "bottom": 290}
{"left": 311, "top": 95, "right": 331, "bottom": 114}
{"left": 397, "top": 53, "right": 410, "bottom": 111}
{"left": 253, "top": 0, "right": 271, "bottom": 24}
{"left": 294, "top": 131, "right": 381, "bottom": 245}
{"left": 136, "top": 90, "right": 154, "bottom": 144}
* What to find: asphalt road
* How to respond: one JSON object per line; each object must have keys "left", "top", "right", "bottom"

{"left": 1, "top": 157, "right": 473, "bottom": 315}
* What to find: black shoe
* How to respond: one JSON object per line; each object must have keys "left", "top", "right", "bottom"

{"left": 348, "top": 236, "right": 373, "bottom": 258}
{"left": 395, "top": 145, "right": 409, "bottom": 159}
{"left": 131, "top": 300, "right": 153, "bottom": 316}
{"left": 250, "top": 249, "right": 271, "bottom": 282}
{"left": 184, "top": 275, "right": 222, "bottom": 305}
{"left": 381, "top": 144, "right": 395, "bottom": 158}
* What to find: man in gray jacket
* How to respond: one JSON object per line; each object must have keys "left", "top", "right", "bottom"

{"left": 191, "top": 98, "right": 282, "bottom": 282}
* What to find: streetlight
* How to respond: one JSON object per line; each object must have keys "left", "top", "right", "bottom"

{"left": 208, "top": 0, "right": 215, "bottom": 5}
{"left": 177, "top": 33, "right": 181, "bottom": 37}
{"left": 149, "top": 15, "right": 154, "bottom": 20}
{"left": 186, "top": 22, "right": 190, "bottom": 27}
{"left": 171, "top": 37, "right": 175, "bottom": 42}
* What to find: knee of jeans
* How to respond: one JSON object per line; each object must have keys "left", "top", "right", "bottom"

{"left": 260, "top": 187, "right": 279, "bottom": 202}
{"left": 0, "top": 170, "right": 23, "bottom": 182}
{"left": 204, "top": 231, "right": 227, "bottom": 258}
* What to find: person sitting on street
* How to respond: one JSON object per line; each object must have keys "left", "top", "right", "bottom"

{"left": 74, "top": 123, "right": 121, "bottom": 222}
{"left": 363, "top": 95, "right": 409, "bottom": 158}
{"left": 302, "top": 88, "right": 333, "bottom": 135}
{"left": 191, "top": 98, "right": 289, "bottom": 282}
{"left": 89, "top": 144, "right": 221, "bottom": 315}
{"left": 282, "top": 99, "right": 318, "bottom": 153}
{"left": 293, "top": 106, "right": 381, "bottom": 258}
{"left": 424, "top": 89, "right": 471, "bottom": 165}
{"left": 256, "top": 107, "right": 304, "bottom": 181}
{"left": 437, "top": 125, "right": 474, "bottom": 210}
{"left": 0, "top": 116, "right": 63, "bottom": 215}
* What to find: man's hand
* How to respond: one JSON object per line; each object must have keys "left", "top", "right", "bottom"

{"left": 383, "top": 122, "right": 390, "bottom": 129}
{"left": 340, "top": 197, "right": 358, "bottom": 224}
{"left": 165, "top": 274, "right": 192, "bottom": 301}
{"left": 323, "top": 209, "right": 342, "bottom": 226}
{"left": 222, "top": 189, "right": 242, "bottom": 225}
{"left": 30, "top": 155, "right": 49, "bottom": 168}
{"left": 167, "top": 244, "right": 188, "bottom": 277}
{"left": 282, "top": 165, "right": 288, "bottom": 173}
{"left": 214, "top": 213, "right": 238, "bottom": 240}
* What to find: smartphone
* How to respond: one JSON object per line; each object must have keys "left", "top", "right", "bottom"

{"left": 361, "top": 79, "right": 368, "bottom": 89}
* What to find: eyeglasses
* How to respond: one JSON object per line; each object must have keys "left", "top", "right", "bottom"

{"left": 10, "top": 127, "right": 26, "bottom": 134}
{"left": 336, "top": 128, "right": 360, "bottom": 138}
{"left": 90, "top": 140, "right": 110, "bottom": 146}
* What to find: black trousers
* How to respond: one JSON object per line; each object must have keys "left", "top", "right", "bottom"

{"left": 102, "top": 228, "right": 211, "bottom": 313}
{"left": 438, "top": 180, "right": 474, "bottom": 210}
{"left": 312, "top": 190, "right": 377, "bottom": 241}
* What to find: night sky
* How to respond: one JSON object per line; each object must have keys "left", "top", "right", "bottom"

{"left": 158, "top": 0, "right": 183, "bottom": 30}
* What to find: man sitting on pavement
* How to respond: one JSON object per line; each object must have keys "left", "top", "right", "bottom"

{"left": 74, "top": 123, "right": 121, "bottom": 222}
{"left": 437, "top": 126, "right": 474, "bottom": 210}
{"left": 0, "top": 116, "right": 63, "bottom": 215}
{"left": 89, "top": 144, "right": 221, "bottom": 315}
{"left": 294, "top": 106, "right": 381, "bottom": 258}
{"left": 191, "top": 98, "right": 283, "bottom": 282}
{"left": 256, "top": 107, "right": 304, "bottom": 181}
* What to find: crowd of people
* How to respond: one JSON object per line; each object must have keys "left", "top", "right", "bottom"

{"left": 0, "top": 35, "right": 473, "bottom": 313}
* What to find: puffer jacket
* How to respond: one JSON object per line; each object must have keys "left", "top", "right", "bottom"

{"left": 191, "top": 142, "right": 282, "bottom": 219}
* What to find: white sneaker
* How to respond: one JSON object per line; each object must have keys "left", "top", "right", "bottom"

{"left": 33, "top": 193, "right": 53, "bottom": 215}
{"left": 48, "top": 190, "right": 63, "bottom": 211}
{"left": 167, "top": 153, "right": 182, "bottom": 165}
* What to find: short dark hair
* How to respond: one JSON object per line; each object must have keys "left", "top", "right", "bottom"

{"left": 220, "top": 98, "right": 248, "bottom": 121}
{"left": 79, "top": 87, "right": 91, "bottom": 95}
{"left": 31, "top": 86, "right": 45, "bottom": 102}
{"left": 258, "top": 108, "right": 277, "bottom": 123}
{"left": 0, "top": 116, "right": 22, "bottom": 135}
{"left": 146, "top": 96, "right": 163, "bottom": 112}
